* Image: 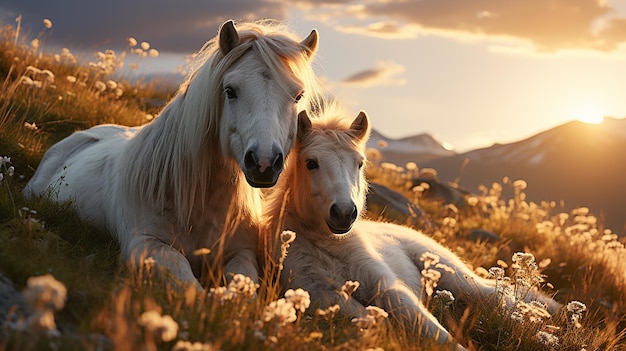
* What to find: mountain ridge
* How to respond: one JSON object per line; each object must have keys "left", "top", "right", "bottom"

{"left": 372, "top": 117, "right": 626, "bottom": 234}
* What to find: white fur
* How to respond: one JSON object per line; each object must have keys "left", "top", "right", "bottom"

{"left": 24, "top": 20, "right": 321, "bottom": 289}
{"left": 264, "top": 105, "right": 561, "bottom": 350}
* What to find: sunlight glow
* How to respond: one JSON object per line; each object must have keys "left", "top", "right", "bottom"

{"left": 571, "top": 103, "right": 605, "bottom": 125}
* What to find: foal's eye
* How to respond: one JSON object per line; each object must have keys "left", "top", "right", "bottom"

{"left": 294, "top": 93, "right": 304, "bottom": 104}
{"left": 358, "top": 160, "right": 364, "bottom": 169}
{"left": 306, "top": 159, "right": 318, "bottom": 170}
{"left": 224, "top": 87, "right": 237, "bottom": 99}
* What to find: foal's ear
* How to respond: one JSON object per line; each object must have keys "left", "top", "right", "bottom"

{"left": 219, "top": 20, "right": 239, "bottom": 55}
{"left": 300, "top": 29, "right": 319, "bottom": 59}
{"left": 349, "top": 111, "right": 370, "bottom": 141}
{"left": 297, "top": 110, "right": 313, "bottom": 140}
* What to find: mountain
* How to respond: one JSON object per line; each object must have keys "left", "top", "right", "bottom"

{"left": 367, "top": 129, "right": 456, "bottom": 166}
{"left": 415, "top": 117, "right": 626, "bottom": 234}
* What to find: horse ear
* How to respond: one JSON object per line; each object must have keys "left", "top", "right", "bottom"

{"left": 297, "top": 110, "right": 312, "bottom": 140}
{"left": 300, "top": 29, "right": 319, "bottom": 59}
{"left": 349, "top": 111, "right": 370, "bottom": 141}
{"left": 219, "top": 20, "right": 239, "bottom": 55}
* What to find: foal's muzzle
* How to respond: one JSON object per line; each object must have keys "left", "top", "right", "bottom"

{"left": 242, "top": 144, "right": 284, "bottom": 188}
{"left": 326, "top": 201, "right": 358, "bottom": 234}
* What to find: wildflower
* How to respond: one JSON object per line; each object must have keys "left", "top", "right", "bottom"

{"left": 420, "top": 252, "right": 440, "bottom": 269}
{"left": 18, "top": 274, "right": 67, "bottom": 335}
{"left": 24, "top": 121, "right": 38, "bottom": 130}
{"left": 566, "top": 300, "right": 586, "bottom": 328}
{"left": 172, "top": 340, "right": 214, "bottom": 351}
{"left": 209, "top": 286, "right": 234, "bottom": 302}
{"left": 94, "top": 80, "right": 106, "bottom": 93}
{"left": 7, "top": 166, "right": 14, "bottom": 177}
{"left": 513, "top": 179, "right": 527, "bottom": 190}
{"left": 278, "top": 230, "right": 296, "bottom": 271}
{"left": 285, "top": 288, "right": 310, "bottom": 313}
{"left": 40, "top": 69, "right": 55, "bottom": 83}
{"left": 227, "top": 274, "right": 259, "bottom": 298}
{"left": 421, "top": 268, "right": 441, "bottom": 296}
{"left": 106, "top": 79, "right": 117, "bottom": 90}
{"left": 66, "top": 75, "right": 77, "bottom": 83}
{"left": 340, "top": 280, "right": 360, "bottom": 300}
{"left": 351, "top": 306, "right": 388, "bottom": 329}
{"left": 536, "top": 330, "right": 559, "bottom": 348}
{"left": 316, "top": 304, "right": 340, "bottom": 320}
{"left": 434, "top": 290, "right": 455, "bottom": 308}
{"left": 19, "top": 76, "right": 34, "bottom": 86}
{"left": 43, "top": 19, "right": 52, "bottom": 29}
{"left": 514, "top": 300, "right": 551, "bottom": 323}
{"left": 128, "top": 37, "right": 138, "bottom": 47}
{"left": 263, "top": 298, "right": 297, "bottom": 326}
{"left": 149, "top": 48, "right": 160, "bottom": 58}
{"left": 137, "top": 310, "right": 179, "bottom": 342}
{"left": 31, "top": 38, "right": 40, "bottom": 49}
{"left": 405, "top": 161, "right": 417, "bottom": 171}
{"left": 193, "top": 248, "right": 211, "bottom": 256}
{"left": 143, "top": 256, "right": 156, "bottom": 269}
{"left": 488, "top": 267, "right": 505, "bottom": 280}
{"left": 466, "top": 196, "right": 479, "bottom": 206}
{"left": 141, "top": 41, "right": 151, "bottom": 50}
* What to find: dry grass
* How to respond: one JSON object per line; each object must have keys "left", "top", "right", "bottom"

{"left": 1, "top": 18, "right": 625, "bottom": 351}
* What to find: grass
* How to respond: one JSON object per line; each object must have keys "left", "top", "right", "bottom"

{"left": 1, "top": 17, "right": 626, "bottom": 351}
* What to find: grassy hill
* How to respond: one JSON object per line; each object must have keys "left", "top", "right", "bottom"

{"left": 1, "top": 19, "right": 626, "bottom": 351}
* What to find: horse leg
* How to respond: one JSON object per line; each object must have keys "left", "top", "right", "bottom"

{"left": 128, "top": 235, "right": 202, "bottom": 291}
{"left": 376, "top": 281, "right": 468, "bottom": 351}
{"left": 433, "top": 254, "right": 562, "bottom": 315}
{"left": 224, "top": 248, "right": 259, "bottom": 284}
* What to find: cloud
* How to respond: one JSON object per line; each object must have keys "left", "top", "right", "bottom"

{"left": 341, "top": 61, "right": 406, "bottom": 87}
{"left": 0, "top": 0, "right": 288, "bottom": 53}
{"left": 303, "top": 0, "right": 626, "bottom": 52}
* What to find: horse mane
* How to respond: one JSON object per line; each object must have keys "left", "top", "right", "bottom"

{"left": 124, "top": 21, "right": 324, "bottom": 227}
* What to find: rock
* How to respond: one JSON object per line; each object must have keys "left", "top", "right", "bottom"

{"left": 366, "top": 182, "right": 434, "bottom": 230}
{"left": 0, "top": 274, "right": 30, "bottom": 326}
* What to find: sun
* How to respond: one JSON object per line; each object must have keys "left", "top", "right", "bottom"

{"left": 571, "top": 103, "right": 605, "bottom": 125}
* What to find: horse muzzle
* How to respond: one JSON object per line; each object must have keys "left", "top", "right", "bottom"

{"left": 326, "top": 201, "right": 358, "bottom": 234}
{"left": 242, "top": 145, "right": 284, "bottom": 188}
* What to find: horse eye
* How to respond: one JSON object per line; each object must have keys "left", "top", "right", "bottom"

{"left": 358, "top": 160, "right": 364, "bottom": 169}
{"left": 306, "top": 159, "right": 318, "bottom": 170}
{"left": 224, "top": 87, "right": 237, "bottom": 99}
{"left": 294, "top": 93, "right": 304, "bottom": 104}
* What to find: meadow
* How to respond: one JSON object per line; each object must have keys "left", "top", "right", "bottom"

{"left": 1, "top": 18, "right": 625, "bottom": 350}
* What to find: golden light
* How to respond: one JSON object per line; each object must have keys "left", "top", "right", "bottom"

{"left": 571, "top": 103, "right": 605, "bottom": 125}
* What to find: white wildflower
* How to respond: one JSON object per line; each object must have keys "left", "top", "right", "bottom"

{"left": 262, "top": 298, "right": 297, "bottom": 326}
{"left": 19, "top": 274, "right": 67, "bottom": 334}
{"left": 536, "top": 330, "right": 559, "bottom": 348}
{"left": 284, "top": 288, "right": 310, "bottom": 313}
{"left": 137, "top": 310, "right": 179, "bottom": 342}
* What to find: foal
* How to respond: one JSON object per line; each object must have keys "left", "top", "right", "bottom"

{"left": 264, "top": 106, "right": 561, "bottom": 350}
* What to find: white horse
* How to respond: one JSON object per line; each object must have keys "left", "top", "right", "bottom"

{"left": 263, "top": 105, "right": 561, "bottom": 350}
{"left": 23, "top": 20, "right": 321, "bottom": 290}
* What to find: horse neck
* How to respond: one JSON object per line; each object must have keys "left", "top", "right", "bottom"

{"left": 264, "top": 162, "right": 317, "bottom": 233}
{"left": 125, "top": 95, "right": 261, "bottom": 227}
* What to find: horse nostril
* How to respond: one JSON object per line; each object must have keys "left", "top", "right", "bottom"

{"left": 244, "top": 150, "right": 258, "bottom": 170}
{"left": 349, "top": 204, "right": 357, "bottom": 222}
{"left": 330, "top": 203, "right": 340, "bottom": 220}
{"left": 272, "top": 153, "right": 284, "bottom": 173}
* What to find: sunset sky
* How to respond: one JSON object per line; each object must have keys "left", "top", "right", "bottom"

{"left": 2, "top": 0, "right": 626, "bottom": 152}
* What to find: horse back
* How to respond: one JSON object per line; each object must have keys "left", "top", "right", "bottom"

{"left": 24, "top": 124, "right": 135, "bottom": 198}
